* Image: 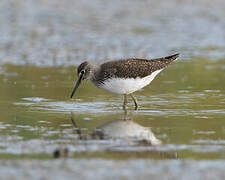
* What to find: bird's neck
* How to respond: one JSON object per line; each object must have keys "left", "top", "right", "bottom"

{"left": 89, "top": 63, "right": 100, "bottom": 81}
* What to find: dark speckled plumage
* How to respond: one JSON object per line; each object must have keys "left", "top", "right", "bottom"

{"left": 93, "top": 53, "right": 179, "bottom": 85}
{"left": 71, "top": 53, "right": 179, "bottom": 109}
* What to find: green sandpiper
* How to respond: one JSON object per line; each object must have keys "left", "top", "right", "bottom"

{"left": 70, "top": 53, "right": 179, "bottom": 110}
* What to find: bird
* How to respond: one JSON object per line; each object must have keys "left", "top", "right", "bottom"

{"left": 70, "top": 53, "right": 179, "bottom": 110}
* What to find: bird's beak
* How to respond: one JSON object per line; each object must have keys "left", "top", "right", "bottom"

{"left": 70, "top": 73, "right": 83, "bottom": 98}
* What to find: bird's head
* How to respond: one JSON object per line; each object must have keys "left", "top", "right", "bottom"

{"left": 77, "top": 61, "right": 92, "bottom": 80}
{"left": 70, "top": 61, "right": 95, "bottom": 98}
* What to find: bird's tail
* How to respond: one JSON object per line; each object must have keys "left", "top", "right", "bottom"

{"left": 150, "top": 53, "right": 179, "bottom": 70}
{"left": 164, "top": 53, "right": 179, "bottom": 62}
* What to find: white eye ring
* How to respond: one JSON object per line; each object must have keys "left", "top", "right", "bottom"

{"left": 80, "top": 70, "right": 85, "bottom": 74}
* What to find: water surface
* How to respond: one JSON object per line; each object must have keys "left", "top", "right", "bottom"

{"left": 1, "top": 0, "right": 225, "bottom": 179}
{"left": 0, "top": 58, "right": 224, "bottom": 160}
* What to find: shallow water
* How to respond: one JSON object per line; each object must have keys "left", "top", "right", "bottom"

{"left": 0, "top": 159, "right": 224, "bottom": 180}
{"left": 0, "top": 0, "right": 225, "bottom": 178}
{"left": 1, "top": 0, "right": 225, "bottom": 66}
{"left": 0, "top": 59, "right": 224, "bottom": 160}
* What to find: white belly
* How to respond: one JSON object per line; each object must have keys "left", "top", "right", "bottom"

{"left": 96, "top": 69, "right": 162, "bottom": 94}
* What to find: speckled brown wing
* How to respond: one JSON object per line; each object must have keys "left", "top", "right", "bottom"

{"left": 99, "top": 54, "right": 179, "bottom": 79}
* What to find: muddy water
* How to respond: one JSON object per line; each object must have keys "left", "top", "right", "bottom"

{"left": 0, "top": 59, "right": 224, "bottom": 160}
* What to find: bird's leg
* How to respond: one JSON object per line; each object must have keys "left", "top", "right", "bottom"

{"left": 130, "top": 94, "right": 138, "bottom": 110}
{"left": 123, "top": 108, "right": 128, "bottom": 120}
{"left": 123, "top": 94, "right": 128, "bottom": 111}
{"left": 71, "top": 113, "right": 82, "bottom": 140}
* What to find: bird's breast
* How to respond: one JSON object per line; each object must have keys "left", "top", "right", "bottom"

{"left": 92, "top": 69, "right": 162, "bottom": 95}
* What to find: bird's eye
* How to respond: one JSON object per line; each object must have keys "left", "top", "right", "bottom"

{"left": 80, "top": 70, "right": 85, "bottom": 74}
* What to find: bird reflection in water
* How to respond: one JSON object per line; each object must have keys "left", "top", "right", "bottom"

{"left": 71, "top": 112, "right": 161, "bottom": 145}
{"left": 70, "top": 112, "right": 178, "bottom": 159}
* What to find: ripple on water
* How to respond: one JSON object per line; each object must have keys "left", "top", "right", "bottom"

{"left": 22, "top": 97, "right": 50, "bottom": 102}
{"left": 0, "top": 137, "right": 224, "bottom": 155}
{"left": 192, "top": 140, "right": 225, "bottom": 145}
{"left": 13, "top": 91, "right": 225, "bottom": 117}
{"left": 14, "top": 97, "right": 119, "bottom": 114}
